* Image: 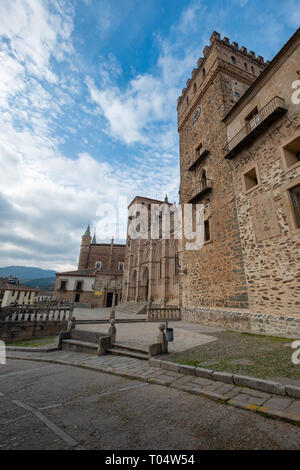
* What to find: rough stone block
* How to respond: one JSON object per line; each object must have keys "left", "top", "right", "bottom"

{"left": 178, "top": 364, "right": 196, "bottom": 376}
{"left": 195, "top": 367, "right": 213, "bottom": 379}
{"left": 148, "top": 358, "right": 161, "bottom": 368}
{"left": 285, "top": 384, "right": 300, "bottom": 399}
{"left": 233, "top": 374, "right": 286, "bottom": 396}
{"left": 212, "top": 371, "right": 234, "bottom": 384}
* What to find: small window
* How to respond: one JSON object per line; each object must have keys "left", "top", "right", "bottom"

{"left": 193, "top": 83, "right": 197, "bottom": 93}
{"left": 95, "top": 261, "right": 102, "bottom": 270}
{"left": 60, "top": 280, "right": 67, "bottom": 290}
{"left": 235, "top": 91, "right": 240, "bottom": 98}
{"left": 231, "top": 56, "right": 236, "bottom": 65}
{"left": 244, "top": 167, "right": 259, "bottom": 192}
{"left": 251, "top": 66, "right": 255, "bottom": 74}
{"left": 246, "top": 107, "right": 260, "bottom": 132}
{"left": 282, "top": 136, "right": 300, "bottom": 169}
{"left": 289, "top": 184, "right": 300, "bottom": 229}
{"left": 76, "top": 281, "right": 83, "bottom": 291}
{"left": 204, "top": 219, "right": 211, "bottom": 242}
{"left": 244, "top": 63, "right": 248, "bottom": 70}
{"left": 118, "top": 262, "right": 124, "bottom": 271}
{"left": 196, "top": 143, "right": 203, "bottom": 158}
{"left": 186, "top": 96, "right": 189, "bottom": 105}
{"left": 203, "top": 68, "right": 206, "bottom": 78}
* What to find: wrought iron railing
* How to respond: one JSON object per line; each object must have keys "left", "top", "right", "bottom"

{"left": 224, "top": 96, "right": 287, "bottom": 157}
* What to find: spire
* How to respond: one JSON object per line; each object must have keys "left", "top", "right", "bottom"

{"left": 92, "top": 232, "right": 96, "bottom": 244}
{"left": 83, "top": 225, "right": 91, "bottom": 237}
{"left": 164, "top": 194, "right": 169, "bottom": 203}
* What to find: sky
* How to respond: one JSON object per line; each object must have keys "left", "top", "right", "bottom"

{"left": 0, "top": 0, "right": 299, "bottom": 272}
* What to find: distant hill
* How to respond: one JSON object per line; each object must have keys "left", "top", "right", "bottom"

{"left": 0, "top": 266, "right": 56, "bottom": 282}
{"left": 23, "top": 277, "right": 56, "bottom": 289}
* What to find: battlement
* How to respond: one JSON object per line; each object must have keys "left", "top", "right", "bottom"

{"left": 177, "top": 31, "right": 267, "bottom": 107}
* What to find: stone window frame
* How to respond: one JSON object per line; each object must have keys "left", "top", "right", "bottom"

{"left": 282, "top": 175, "right": 300, "bottom": 235}
{"left": 280, "top": 132, "right": 300, "bottom": 173}
{"left": 118, "top": 262, "right": 124, "bottom": 271}
{"left": 242, "top": 163, "right": 261, "bottom": 195}
{"left": 60, "top": 279, "right": 68, "bottom": 291}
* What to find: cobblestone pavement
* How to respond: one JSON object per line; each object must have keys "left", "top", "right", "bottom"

{"left": 74, "top": 307, "right": 222, "bottom": 352}
{"left": 6, "top": 350, "right": 300, "bottom": 426}
{"left": 1, "top": 359, "right": 300, "bottom": 449}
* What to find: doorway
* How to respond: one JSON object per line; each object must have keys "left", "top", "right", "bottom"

{"left": 106, "top": 292, "right": 113, "bottom": 308}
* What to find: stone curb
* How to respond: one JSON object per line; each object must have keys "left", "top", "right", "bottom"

{"left": 6, "top": 355, "right": 300, "bottom": 427}
{"left": 6, "top": 346, "right": 58, "bottom": 353}
{"left": 148, "top": 359, "right": 300, "bottom": 399}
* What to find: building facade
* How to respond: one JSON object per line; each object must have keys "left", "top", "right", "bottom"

{"left": 123, "top": 196, "right": 180, "bottom": 306}
{"left": 177, "top": 29, "right": 300, "bottom": 334}
{"left": 121, "top": 29, "right": 300, "bottom": 336}
{"left": 55, "top": 226, "right": 126, "bottom": 307}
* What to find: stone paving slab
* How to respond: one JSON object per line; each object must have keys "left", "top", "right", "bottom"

{"left": 6, "top": 350, "right": 300, "bottom": 426}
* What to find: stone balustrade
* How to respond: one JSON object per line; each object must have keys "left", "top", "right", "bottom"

{"left": 0, "top": 305, "right": 73, "bottom": 323}
{"left": 147, "top": 307, "right": 181, "bottom": 322}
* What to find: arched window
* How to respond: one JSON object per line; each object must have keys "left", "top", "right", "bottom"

{"left": 201, "top": 170, "right": 207, "bottom": 187}
{"left": 95, "top": 261, "right": 102, "bottom": 270}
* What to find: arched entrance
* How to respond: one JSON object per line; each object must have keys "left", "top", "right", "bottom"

{"left": 141, "top": 267, "right": 149, "bottom": 302}
{"left": 131, "top": 270, "right": 137, "bottom": 301}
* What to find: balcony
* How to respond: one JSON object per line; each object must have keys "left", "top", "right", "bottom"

{"left": 224, "top": 96, "right": 287, "bottom": 159}
{"left": 188, "top": 149, "right": 210, "bottom": 171}
{"left": 188, "top": 179, "right": 213, "bottom": 203}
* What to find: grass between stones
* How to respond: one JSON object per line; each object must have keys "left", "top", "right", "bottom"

{"left": 165, "top": 331, "right": 300, "bottom": 384}
{"left": 8, "top": 336, "right": 56, "bottom": 348}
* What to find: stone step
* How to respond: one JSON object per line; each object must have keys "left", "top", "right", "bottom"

{"left": 107, "top": 348, "right": 148, "bottom": 360}
{"left": 62, "top": 339, "right": 98, "bottom": 355}
{"left": 111, "top": 342, "right": 148, "bottom": 354}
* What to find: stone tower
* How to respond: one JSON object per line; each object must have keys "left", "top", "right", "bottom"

{"left": 177, "top": 31, "right": 266, "bottom": 311}
{"left": 78, "top": 225, "right": 91, "bottom": 270}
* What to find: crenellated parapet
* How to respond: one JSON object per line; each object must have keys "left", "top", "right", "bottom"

{"left": 177, "top": 30, "right": 267, "bottom": 107}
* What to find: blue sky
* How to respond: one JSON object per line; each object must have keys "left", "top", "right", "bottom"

{"left": 0, "top": 0, "right": 299, "bottom": 271}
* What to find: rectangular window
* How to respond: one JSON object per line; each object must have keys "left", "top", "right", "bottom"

{"left": 282, "top": 136, "right": 300, "bottom": 169}
{"left": 60, "top": 280, "right": 67, "bottom": 290}
{"left": 204, "top": 219, "right": 211, "bottom": 242}
{"left": 244, "top": 167, "right": 259, "bottom": 192}
{"left": 76, "top": 281, "right": 83, "bottom": 291}
{"left": 289, "top": 184, "right": 300, "bottom": 229}
{"left": 118, "top": 262, "right": 124, "bottom": 271}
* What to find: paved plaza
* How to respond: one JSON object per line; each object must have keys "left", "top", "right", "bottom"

{"left": 1, "top": 359, "right": 300, "bottom": 450}
{"left": 73, "top": 307, "right": 222, "bottom": 352}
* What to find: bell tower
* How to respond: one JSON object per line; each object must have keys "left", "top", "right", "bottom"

{"left": 177, "top": 31, "right": 266, "bottom": 310}
{"left": 78, "top": 225, "right": 91, "bottom": 270}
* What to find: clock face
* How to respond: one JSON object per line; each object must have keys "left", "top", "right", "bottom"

{"left": 192, "top": 106, "right": 201, "bottom": 123}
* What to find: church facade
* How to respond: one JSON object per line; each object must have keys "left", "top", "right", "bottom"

{"left": 55, "top": 226, "right": 126, "bottom": 307}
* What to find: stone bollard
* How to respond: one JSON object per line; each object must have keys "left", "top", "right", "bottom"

{"left": 67, "top": 316, "right": 76, "bottom": 332}
{"left": 108, "top": 319, "right": 117, "bottom": 343}
{"left": 158, "top": 323, "right": 168, "bottom": 354}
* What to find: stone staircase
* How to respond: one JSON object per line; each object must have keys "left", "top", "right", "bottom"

{"left": 60, "top": 329, "right": 108, "bottom": 356}
{"left": 107, "top": 343, "right": 148, "bottom": 360}
{"left": 115, "top": 301, "right": 148, "bottom": 315}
